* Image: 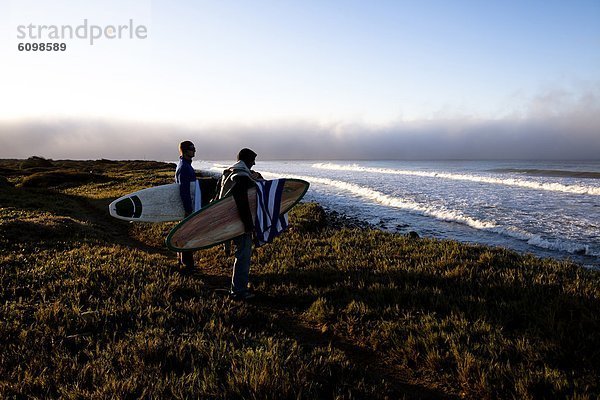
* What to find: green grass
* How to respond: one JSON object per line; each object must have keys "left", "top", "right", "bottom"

{"left": 1, "top": 158, "right": 599, "bottom": 399}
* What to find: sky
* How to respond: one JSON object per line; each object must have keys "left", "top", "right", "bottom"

{"left": 0, "top": 0, "right": 599, "bottom": 160}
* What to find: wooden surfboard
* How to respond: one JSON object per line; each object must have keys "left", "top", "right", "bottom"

{"left": 108, "top": 182, "right": 198, "bottom": 222}
{"left": 166, "top": 179, "right": 309, "bottom": 251}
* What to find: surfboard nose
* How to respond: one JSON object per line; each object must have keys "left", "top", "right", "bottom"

{"left": 110, "top": 195, "right": 143, "bottom": 218}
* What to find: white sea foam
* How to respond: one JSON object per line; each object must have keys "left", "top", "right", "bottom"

{"left": 526, "top": 235, "right": 590, "bottom": 256}
{"left": 312, "top": 163, "right": 600, "bottom": 196}
{"left": 491, "top": 226, "right": 595, "bottom": 256}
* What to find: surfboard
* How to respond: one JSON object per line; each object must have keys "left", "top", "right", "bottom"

{"left": 166, "top": 179, "right": 309, "bottom": 251}
{"left": 108, "top": 182, "right": 197, "bottom": 222}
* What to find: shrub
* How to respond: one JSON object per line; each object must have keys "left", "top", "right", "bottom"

{"left": 20, "top": 170, "right": 112, "bottom": 188}
{"left": 20, "top": 156, "right": 54, "bottom": 169}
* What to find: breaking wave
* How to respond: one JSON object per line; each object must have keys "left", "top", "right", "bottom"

{"left": 312, "top": 163, "right": 600, "bottom": 196}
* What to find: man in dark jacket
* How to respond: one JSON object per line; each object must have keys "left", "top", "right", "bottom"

{"left": 216, "top": 148, "right": 260, "bottom": 299}
{"left": 175, "top": 140, "right": 197, "bottom": 272}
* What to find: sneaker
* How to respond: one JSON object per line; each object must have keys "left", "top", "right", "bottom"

{"left": 230, "top": 290, "right": 255, "bottom": 301}
{"left": 181, "top": 268, "right": 198, "bottom": 276}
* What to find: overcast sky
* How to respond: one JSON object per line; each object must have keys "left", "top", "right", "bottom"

{"left": 1, "top": 0, "right": 599, "bottom": 160}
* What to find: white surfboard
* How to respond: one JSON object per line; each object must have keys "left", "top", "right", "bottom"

{"left": 108, "top": 181, "right": 200, "bottom": 222}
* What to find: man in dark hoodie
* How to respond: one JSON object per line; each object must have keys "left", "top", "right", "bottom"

{"left": 175, "top": 140, "right": 197, "bottom": 273}
{"left": 216, "top": 148, "right": 261, "bottom": 300}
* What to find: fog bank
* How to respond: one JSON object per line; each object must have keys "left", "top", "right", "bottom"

{"left": 1, "top": 113, "right": 599, "bottom": 161}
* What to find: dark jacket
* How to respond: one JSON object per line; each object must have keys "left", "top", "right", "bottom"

{"left": 215, "top": 161, "right": 255, "bottom": 233}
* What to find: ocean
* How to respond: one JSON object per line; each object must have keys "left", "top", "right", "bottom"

{"left": 193, "top": 160, "right": 600, "bottom": 269}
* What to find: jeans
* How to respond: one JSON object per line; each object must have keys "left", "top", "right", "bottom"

{"left": 231, "top": 233, "right": 252, "bottom": 294}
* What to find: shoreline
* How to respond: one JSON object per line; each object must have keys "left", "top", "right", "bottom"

{"left": 320, "top": 204, "right": 599, "bottom": 270}
{"left": 306, "top": 200, "right": 598, "bottom": 270}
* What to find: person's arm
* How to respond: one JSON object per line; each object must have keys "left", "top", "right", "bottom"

{"left": 179, "top": 184, "right": 193, "bottom": 215}
{"left": 250, "top": 170, "right": 264, "bottom": 181}
{"left": 232, "top": 175, "right": 254, "bottom": 233}
{"left": 211, "top": 175, "right": 223, "bottom": 202}
{"left": 179, "top": 167, "right": 195, "bottom": 216}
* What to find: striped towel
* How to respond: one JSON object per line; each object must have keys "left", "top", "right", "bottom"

{"left": 254, "top": 179, "right": 289, "bottom": 246}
